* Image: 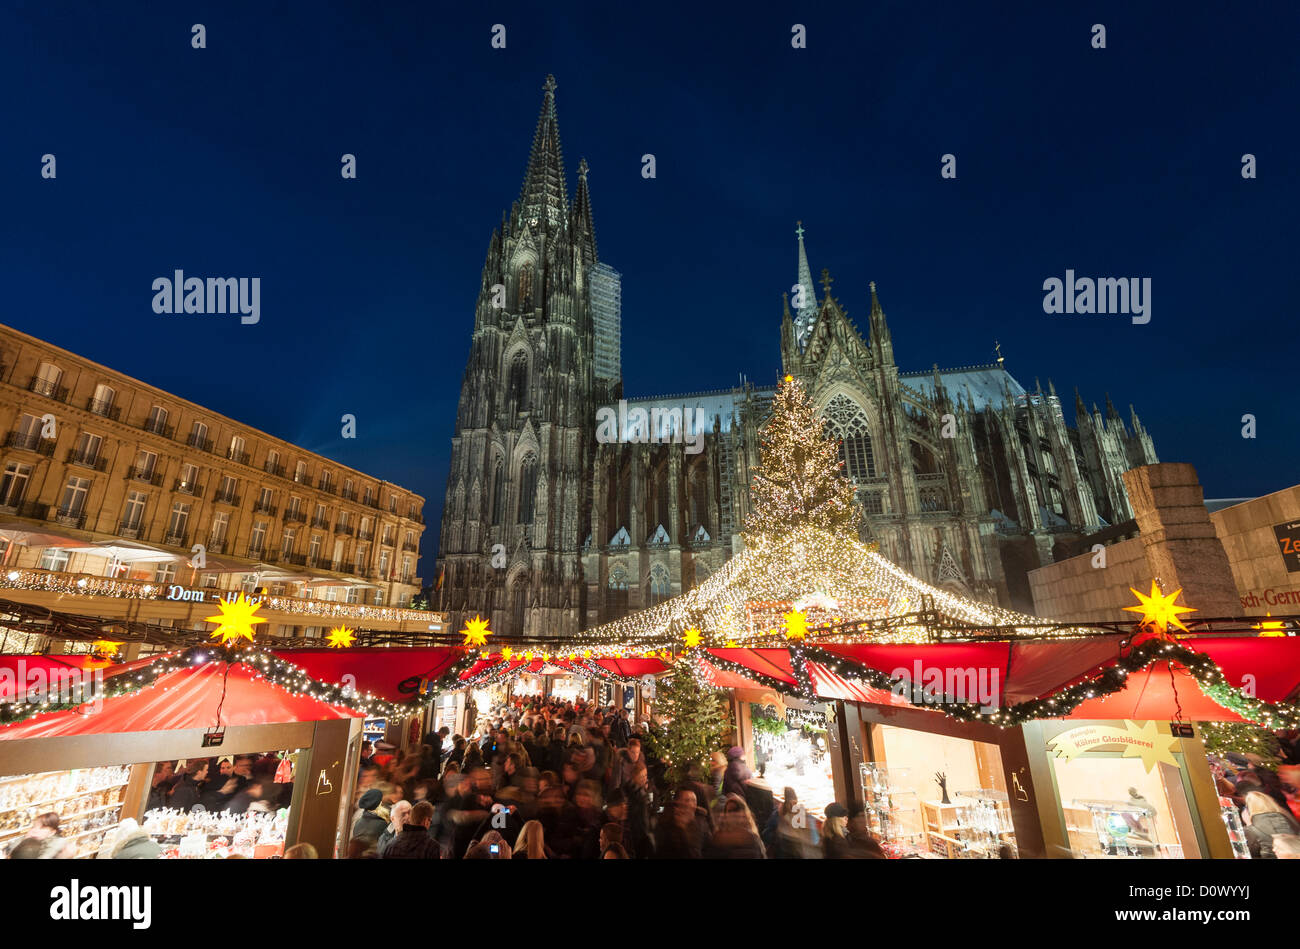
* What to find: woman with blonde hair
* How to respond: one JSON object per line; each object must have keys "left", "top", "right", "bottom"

{"left": 513, "top": 819, "right": 548, "bottom": 859}
{"left": 1244, "top": 790, "right": 1300, "bottom": 858}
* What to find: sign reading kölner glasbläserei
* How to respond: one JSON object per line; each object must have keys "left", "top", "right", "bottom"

{"left": 1274, "top": 520, "right": 1300, "bottom": 573}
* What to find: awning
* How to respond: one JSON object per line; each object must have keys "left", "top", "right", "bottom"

{"left": 271, "top": 647, "right": 457, "bottom": 703}
{"left": 0, "top": 660, "right": 364, "bottom": 739}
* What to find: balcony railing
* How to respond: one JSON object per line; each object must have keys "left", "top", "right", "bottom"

{"left": 292, "top": 471, "right": 311, "bottom": 485}
{"left": 0, "top": 500, "right": 48, "bottom": 520}
{"left": 163, "top": 530, "right": 189, "bottom": 548}
{"left": 264, "top": 461, "right": 285, "bottom": 478}
{"left": 66, "top": 448, "right": 108, "bottom": 471}
{"left": 213, "top": 490, "right": 241, "bottom": 506}
{"left": 247, "top": 545, "right": 266, "bottom": 560}
{"left": 282, "top": 552, "right": 307, "bottom": 567}
{"left": 186, "top": 433, "right": 213, "bottom": 453}
{"left": 142, "top": 417, "right": 174, "bottom": 439}
{"left": 118, "top": 524, "right": 142, "bottom": 539}
{"left": 207, "top": 539, "right": 229, "bottom": 555}
{"left": 253, "top": 500, "right": 277, "bottom": 516}
{"left": 128, "top": 465, "right": 163, "bottom": 486}
{"left": 173, "top": 479, "right": 204, "bottom": 498}
{"left": 402, "top": 542, "right": 419, "bottom": 552}
{"left": 406, "top": 510, "right": 424, "bottom": 524}
{"left": 4, "top": 431, "right": 55, "bottom": 456}
{"left": 226, "top": 448, "right": 250, "bottom": 466}
{"left": 283, "top": 509, "right": 306, "bottom": 525}
{"left": 311, "top": 516, "right": 330, "bottom": 529}
{"left": 340, "top": 488, "right": 357, "bottom": 502}
{"left": 364, "top": 496, "right": 380, "bottom": 509}
{"left": 309, "top": 556, "right": 333, "bottom": 570}
{"left": 52, "top": 507, "right": 88, "bottom": 529}
{"left": 86, "top": 398, "right": 121, "bottom": 421}
{"left": 317, "top": 479, "right": 335, "bottom": 494}
{"left": 28, "top": 376, "right": 69, "bottom": 403}
{"left": 357, "top": 530, "right": 374, "bottom": 542}
{"left": 335, "top": 523, "right": 354, "bottom": 536}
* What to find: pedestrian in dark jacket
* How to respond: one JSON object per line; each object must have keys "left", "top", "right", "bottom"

{"left": 351, "top": 788, "right": 390, "bottom": 854}
{"left": 653, "top": 788, "right": 712, "bottom": 859}
{"left": 383, "top": 802, "right": 441, "bottom": 859}
{"left": 167, "top": 761, "right": 208, "bottom": 812}
{"left": 722, "top": 746, "right": 753, "bottom": 800}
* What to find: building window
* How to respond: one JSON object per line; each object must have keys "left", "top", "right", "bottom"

{"left": 39, "top": 548, "right": 71, "bottom": 572}
{"left": 90, "top": 383, "right": 115, "bottom": 416}
{"left": 73, "top": 431, "right": 102, "bottom": 466}
{"left": 382, "top": 524, "right": 394, "bottom": 546}
{"left": 389, "top": 495, "right": 397, "bottom": 513}
{"left": 308, "top": 534, "right": 321, "bottom": 563}
{"left": 190, "top": 421, "right": 209, "bottom": 449}
{"left": 155, "top": 562, "right": 177, "bottom": 584}
{"left": 250, "top": 521, "right": 267, "bottom": 554}
{"left": 507, "top": 353, "right": 529, "bottom": 415}
{"left": 401, "top": 557, "right": 412, "bottom": 584}
{"left": 14, "top": 413, "right": 43, "bottom": 448}
{"left": 362, "top": 485, "right": 374, "bottom": 506}
{"left": 146, "top": 405, "right": 169, "bottom": 433}
{"left": 228, "top": 435, "right": 246, "bottom": 462}
{"left": 281, "top": 528, "right": 296, "bottom": 557}
{"left": 166, "top": 502, "right": 191, "bottom": 542}
{"left": 606, "top": 566, "right": 629, "bottom": 621}
{"left": 134, "top": 449, "right": 157, "bottom": 480}
{"left": 824, "top": 394, "right": 876, "bottom": 481}
{"left": 489, "top": 459, "right": 505, "bottom": 526}
{"left": 122, "top": 491, "right": 147, "bottom": 531}
{"left": 287, "top": 496, "right": 303, "bottom": 519}
{"left": 517, "top": 456, "right": 537, "bottom": 523}
{"left": 33, "top": 362, "right": 63, "bottom": 398}
{"left": 647, "top": 566, "right": 670, "bottom": 607}
{"left": 59, "top": 476, "right": 91, "bottom": 517}
{"left": 355, "top": 543, "right": 369, "bottom": 573}
{"left": 0, "top": 463, "right": 32, "bottom": 508}
{"left": 295, "top": 460, "right": 309, "bottom": 484}
{"left": 378, "top": 549, "right": 390, "bottom": 578}
{"left": 209, "top": 511, "right": 230, "bottom": 546}
{"left": 218, "top": 475, "right": 238, "bottom": 503}
{"left": 517, "top": 262, "right": 534, "bottom": 310}
{"left": 178, "top": 463, "right": 200, "bottom": 493}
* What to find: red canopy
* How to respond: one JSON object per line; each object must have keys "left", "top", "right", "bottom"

{"left": 272, "top": 647, "right": 457, "bottom": 703}
{"left": 0, "top": 661, "right": 364, "bottom": 740}
{"left": 0, "top": 653, "right": 157, "bottom": 702}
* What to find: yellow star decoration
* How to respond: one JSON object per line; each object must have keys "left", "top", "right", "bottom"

{"left": 91, "top": 639, "right": 122, "bottom": 658}
{"left": 1123, "top": 582, "right": 1196, "bottom": 635}
{"left": 500, "top": 646, "right": 514, "bottom": 660}
{"left": 783, "top": 609, "right": 809, "bottom": 641}
{"left": 325, "top": 626, "right": 356, "bottom": 649}
{"left": 1254, "top": 613, "right": 1286, "bottom": 637}
{"left": 683, "top": 628, "right": 703, "bottom": 648}
{"left": 205, "top": 592, "right": 268, "bottom": 646}
{"left": 460, "top": 614, "right": 492, "bottom": 647}
{"left": 568, "top": 652, "right": 577, "bottom": 661}
{"left": 542, "top": 652, "right": 551, "bottom": 662}
{"left": 523, "top": 650, "right": 534, "bottom": 662}
{"left": 583, "top": 650, "right": 592, "bottom": 659}
{"left": 725, "top": 640, "right": 739, "bottom": 648}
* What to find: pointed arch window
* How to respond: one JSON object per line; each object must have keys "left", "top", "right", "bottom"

{"left": 688, "top": 461, "right": 709, "bottom": 532}
{"left": 489, "top": 459, "right": 505, "bottom": 526}
{"left": 517, "top": 263, "right": 535, "bottom": 311}
{"left": 510, "top": 576, "right": 529, "bottom": 635}
{"left": 507, "top": 352, "right": 529, "bottom": 415}
{"left": 606, "top": 565, "right": 629, "bottom": 621}
{"left": 647, "top": 565, "right": 670, "bottom": 607}
{"left": 823, "top": 395, "right": 876, "bottom": 481}
{"left": 517, "top": 455, "right": 538, "bottom": 523}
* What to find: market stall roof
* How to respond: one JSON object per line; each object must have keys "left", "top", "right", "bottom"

{"left": 0, "top": 660, "right": 366, "bottom": 739}
{"left": 1064, "top": 661, "right": 1251, "bottom": 722}
{"left": 271, "top": 647, "right": 460, "bottom": 703}
{"left": 0, "top": 653, "right": 158, "bottom": 702}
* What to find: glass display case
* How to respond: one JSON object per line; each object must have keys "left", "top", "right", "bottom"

{"left": 1068, "top": 798, "right": 1161, "bottom": 858}
{"left": 952, "top": 789, "right": 1017, "bottom": 858}
{"left": 0, "top": 766, "right": 131, "bottom": 859}
{"left": 859, "top": 763, "right": 924, "bottom": 854}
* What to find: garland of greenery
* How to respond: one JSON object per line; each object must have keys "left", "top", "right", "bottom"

{"left": 0, "top": 646, "right": 411, "bottom": 726}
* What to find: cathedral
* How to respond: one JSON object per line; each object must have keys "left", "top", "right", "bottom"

{"left": 434, "top": 76, "right": 1159, "bottom": 637}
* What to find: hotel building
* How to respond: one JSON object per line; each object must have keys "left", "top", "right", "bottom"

{"left": 0, "top": 324, "right": 440, "bottom": 653}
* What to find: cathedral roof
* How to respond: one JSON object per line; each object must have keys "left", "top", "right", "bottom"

{"left": 901, "top": 363, "right": 1027, "bottom": 410}
{"left": 623, "top": 388, "right": 769, "bottom": 434}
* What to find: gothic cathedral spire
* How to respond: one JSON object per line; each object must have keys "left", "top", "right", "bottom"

{"left": 793, "top": 221, "right": 819, "bottom": 351}
{"left": 518, "top": 74, "right": 569, "bottom": 235}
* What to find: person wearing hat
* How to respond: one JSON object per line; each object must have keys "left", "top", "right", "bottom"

{"left": 351, "top": 788, "right": 390, "bottom": 856}
{"left": 822, "top": 802, "right": 885, "bottom": 859}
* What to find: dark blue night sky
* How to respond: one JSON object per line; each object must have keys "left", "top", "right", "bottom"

{"left": 2, "top": 2, "right": 1295, "bottom": 578}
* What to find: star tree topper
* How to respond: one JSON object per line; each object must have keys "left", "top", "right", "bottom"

{"left": 205, "top": 592, "right": 268, "bottom": 646}
{"left": 783, "top": 609, "right": 809, "bottom": 641}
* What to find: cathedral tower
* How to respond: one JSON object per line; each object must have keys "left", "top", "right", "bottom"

{"left": 435, "top": 76, "right": 597, "bottom": 639}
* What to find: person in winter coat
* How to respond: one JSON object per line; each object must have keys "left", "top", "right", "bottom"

{"left": 167, "top": 761, "right": 208, "bottom": 812}
{"left": 653, "top": 788, "right": 712, "bottom": 859}
{"left": 1244, "top": 791, "right": 1300, "bottom": 858}
{"left": 763, "top": 787, "right": 819, "bottom": 858}
{"left": 822, "top": 802, "right": 886, "bottom": 859}
{"left": 722, "top": 747, "right": 753, "bottom": 800}
{"left": 110, "top": 818, "right": 162, "bottom": 859}
{"left": 383, "top": 802, "right": 441, "bottom": 859}
{"left": 4, "top": 813, "right": 71, "bottom": 858}
{"left": 351, "top": 788, "right": 390, "bottom": 854}
{"left": 376, "top": 800, "right": 411, "bottom": 857}
{"left": 704, "top": 793, "right": 766, "bottom": 859}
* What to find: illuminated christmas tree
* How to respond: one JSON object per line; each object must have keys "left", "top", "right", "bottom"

{"left": 745, "top": 374, "right": 859, "bottom": 540}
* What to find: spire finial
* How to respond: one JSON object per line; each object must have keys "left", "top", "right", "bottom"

{"left": 578, "top": 157, "right": 589, "bottom": 180}
{"left": 869, "top": 280, "right": 876, "bottom": 293}
{"left": 994, "top": 339, "right": 1004, "bottom": 366}
{"left": 795, "top": 220, "right": 805, "bottom": 240}
{"left": 544, "top": 74, "right": 557, "bottom": 94}
{"left": 819, "top": 268, "right": 834, "bottom": 296}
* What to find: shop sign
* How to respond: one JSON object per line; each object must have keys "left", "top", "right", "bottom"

{"left": 1046, "top": 720, "right": 1179, "bottom": 773}
{"left": 1275, "top": 520, "right": 1300, "bottom": 573}
{"left": 785, "top": 706, "right": 827, "bottom": 730}
{"left": 162, "top": 586, "right": 262, "bottom": 605}
{"left": 363, "top": 717, "right": 387, "bottom": 743}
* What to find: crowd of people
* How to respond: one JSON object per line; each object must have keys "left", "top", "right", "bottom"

{"left": 349, "top": 695, "right": 885, "bottom": 860}
{"left": 1210, "top": 748, "right": 1300, "bottom": 859}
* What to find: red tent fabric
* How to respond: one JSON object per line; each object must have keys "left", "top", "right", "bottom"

{"left": 1185, "top": 637, "right": 1300, "bottom": 703}
{"left": 1064, "top": 661, "right": 1250, "bottom": 722}
{"left": 0, "top": 653, "right": 158, "bottom": 702}
{"left": 0, "top": 661, "right": 364, "bottom": 740}
{"left": 272, "top": 647, "right": 456, "bottom": 703}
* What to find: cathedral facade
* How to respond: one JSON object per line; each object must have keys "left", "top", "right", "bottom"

{"left": 435, "top": 77, "right": 1158, "bottom": 636}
